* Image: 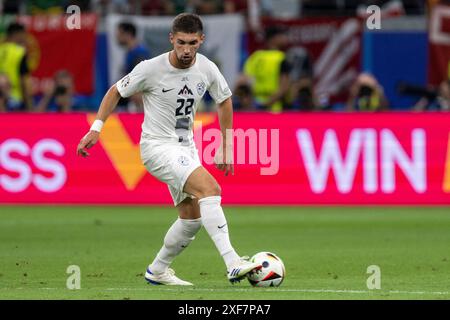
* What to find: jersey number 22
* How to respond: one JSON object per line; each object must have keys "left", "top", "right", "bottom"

{"left": 175, "top": 98, "right": 194, "bottom": 116}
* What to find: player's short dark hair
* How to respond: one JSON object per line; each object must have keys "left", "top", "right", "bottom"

{"left": 6, "top": 22, "right": 25, "bottom": 37}
{"left": 171, "top": 13, "right": 203, "bottom": 34}
{"left": 118, "top": 21, "right": 137, "bottom": 37}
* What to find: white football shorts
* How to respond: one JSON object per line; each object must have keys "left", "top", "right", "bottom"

{"left": 140, "top": 134, "right": 201, "bottom": 206}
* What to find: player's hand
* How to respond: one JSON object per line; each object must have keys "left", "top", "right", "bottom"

{"left": 214, "top": 144, "right": 234, "bottom": 176}
{"left": 77, "top": 131, "right": 99, "bottom": 158}
{"left": 216, "top": 162, "right": 234, "bottom": 176}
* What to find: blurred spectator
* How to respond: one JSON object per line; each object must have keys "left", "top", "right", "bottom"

{"left": 414, "top": 79, "right": 450, "bottom": 111}
{"left": 139, "top": 0, "right": 224, "bottom": 15}
{"left": 117, "top": 22, "right": 151, "bottom": 74}
{"left": 0, "top": 73, "right": 13, "bottom": 112}
{"left": 402, "top": 80, "right": 450, "bottom": 111}
{"left": 401, "top": 0, "right": 426, "bottom": 14}
{"left": 239, "top": 26, "right": 290, "bottom": 112}
{"left": 1, "top": 0, "right": 24, "bottom": 14}
{"left": 65, "top": 0, "right": 91, "bottom": 11}
{"left": 87, "top": 0, "right": 422, "bottom": 17}
{"left": 224, "top": 0, "right": 248, "bottom": 14}
{"left": 140, "top": 0, "right": 176, "bottom": 15}
{"left": 116, "top": 21, "right": 151, "bottom": 112}
{"left": 35, "top": 70, "right": 81, "bottom": 112}
{"left": 0, "top": 22, "right": 33, "bottom": 111}
{"left": 27, "top": 0, "right": 91, "bottom": 14}
{"left": 91, "top": 0, "right": 141, "bottom": 16}
{"left": 346, "top": 73, "right": 389, "bottom": 111}
{"left": 233, "top": 83, "right": 257, "bottom": 111}
{"left": 284, "top": 47, "right": 313, "bottom": 81}
{"left": 192, "top": 0, "right": 223, "bottom": 14}
{"left": 282, "top": 46, "right": 318, "bottom": 111}
{"left": 27, "top": 0, "right": 64, "bottom": 14}
{"left": 289, "top": 78, "right": 320, "bottom": 111}
{"left": 435, "top": 80, "right": 450, "bottom": 111}
{"left": 302, "top": 0, "right": 424, "bottom": 16}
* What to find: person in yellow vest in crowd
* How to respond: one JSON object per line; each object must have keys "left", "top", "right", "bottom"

{"left": 0, "top": 22, "right": 33, "bottom": 111}
{"left": 238, "top": 26, "right": 291, "bottom": 112}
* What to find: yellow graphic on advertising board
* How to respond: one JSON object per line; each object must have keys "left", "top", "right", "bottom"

{"left": 444, "top": 132, "right": 450, "bottom": 193}
{"left": 87, "top": 113, "right": 215, "bottom": 190}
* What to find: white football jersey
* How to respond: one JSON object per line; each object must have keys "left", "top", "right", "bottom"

{"left": 116, "top": 52, "right": 232, "bottom": 144}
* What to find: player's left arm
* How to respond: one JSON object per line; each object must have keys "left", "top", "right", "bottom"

{"left": 216, "top": 97, "right": 234, "bottom": 176}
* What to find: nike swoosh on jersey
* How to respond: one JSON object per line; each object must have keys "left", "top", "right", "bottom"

{"left": 162, "top": 88, "right": 175, "bottom": 93}
{"left": 218, "top": 224, "right": 227, "bottom": 229}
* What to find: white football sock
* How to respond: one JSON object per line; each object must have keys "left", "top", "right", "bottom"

{"left": 149, "top": 217, "right": 202, "bottom": 274}
{"left": 198, "top": 196, "right": 240, "bottom": 269}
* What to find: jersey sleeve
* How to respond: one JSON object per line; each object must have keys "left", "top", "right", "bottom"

{"left": 116, "top": 61, "right": 149, "bottom": 98}
{"left": 207, "top": 62, "right": 232, "bottom": 104}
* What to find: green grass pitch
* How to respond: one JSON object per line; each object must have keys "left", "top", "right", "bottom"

{"left": 0, "top": 206, "right": 449, "bottom": 300}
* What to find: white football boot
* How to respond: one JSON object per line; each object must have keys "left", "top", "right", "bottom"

{"left": 227, "top": 256, "right": 262, "bottom": 284}
{"left": 145, "top": 267, "right": 193, "bottom": 286}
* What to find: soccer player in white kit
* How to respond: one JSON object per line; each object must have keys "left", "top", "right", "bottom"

{"left": 77, "top": 13, "right": 261, "bottom": 285}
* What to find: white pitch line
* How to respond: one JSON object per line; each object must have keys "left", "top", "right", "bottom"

{"left": 102, "top": 288, "right": 450, "bottom": 295}
{"left": 3, "top": 287, "right": 450, "bottom": 295}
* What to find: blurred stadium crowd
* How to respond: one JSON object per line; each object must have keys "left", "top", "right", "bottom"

{"left": 0, "top": 0, "right": 430, "bottom": 16}
{"left": 0, "top": 0, "right": 449, "bottom": 113}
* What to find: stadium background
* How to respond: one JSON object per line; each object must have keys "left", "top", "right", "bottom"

{"left": 1, "top": 0, "right": 450, "bottom": 300}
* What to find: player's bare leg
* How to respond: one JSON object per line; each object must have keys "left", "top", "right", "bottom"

{"left": 184, "top": 166, "right": 262, "bottom": 283}
{"left": 145, "top": 197, "right": 201, "bottom": 286}
{"left": 177, "top": 197, "right": 201, "bottom": 219}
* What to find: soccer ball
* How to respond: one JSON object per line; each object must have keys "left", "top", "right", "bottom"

{"left": 246, "top": 252, "right": 285, "bottom": 287}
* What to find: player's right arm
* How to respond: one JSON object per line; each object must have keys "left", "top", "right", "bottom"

{"left": 77, "top": 60, "right": 149, "bottom": 158}
{"left": 76, "top": 84, "right": 121, "bottom": 157}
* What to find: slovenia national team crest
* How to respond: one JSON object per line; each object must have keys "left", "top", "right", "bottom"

{"left": 178, "top": 155, "right": 190, "bottom": 167}
{"left": 197, "top": 82, "right": 206, "bottom": 96}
